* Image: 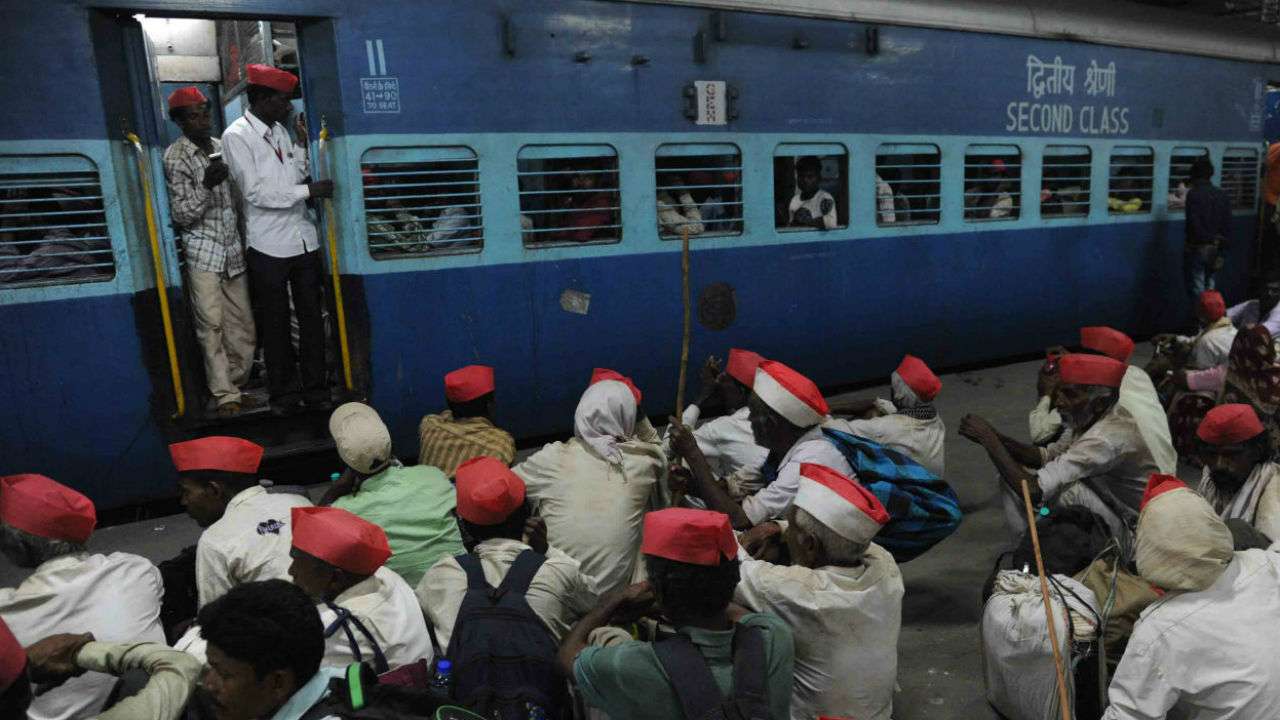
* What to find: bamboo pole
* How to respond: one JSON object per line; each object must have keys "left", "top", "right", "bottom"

{"left": 671, "top": 226, "right": 692, "bottom": 508}
{"left": 1020, "top": 477, "right": 1073, "bottom": 720}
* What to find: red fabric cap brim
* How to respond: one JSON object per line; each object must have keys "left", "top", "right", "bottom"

{"left": 445, "top": 365, "right": 496, "bottom": 403}
{"left": 1197, "top": 403, "right": 1266, "bottom": 445}
{"left": 1079, "top": 326, "right": 1135, "bottom": 363}
{"left": 758, "top": 360, "right": 829, "bottom": 416}
{"left": 641, "top": 508, "right": 737, "bottom": 565}
{"left": 798, "top": 463, "right": 890, "bottom": 525}
{"left": 455, "top": 456, "right": 526, "bottom": 525}
{"left": 1198, "top": 291, "right": 1226, "bottom": 321}
{"left": 590, "top": 368, "right": 642, "bottom": 406}
{"left": 726, "top": 349, "right": 766, "bottom": 388}
{"left": 291, "top": 506, "right": 390, "bottom": 576}
{"left": 895, "top": 354, "right": 941, "bottom": 401}
{"left": 245, "top": 63, "right": 298, "bottom": 93}
{"left": 1141, "top": 473, "right": 1188, "bottom": 510}
{"left": 0, "top": 474, "right": 96, "bottom": 544}
{"left": 169, "top": 436, "right": 264, "bottom": 474}
{"left": 167, "top": 86, "right": 208, "bottom": 110}
{"left": 1058, "top": 354, "right": 1126, "bottom": 388}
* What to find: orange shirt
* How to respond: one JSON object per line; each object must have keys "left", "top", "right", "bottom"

{"left": 1265, "top": 142, "right": 1280, "bottom": 205}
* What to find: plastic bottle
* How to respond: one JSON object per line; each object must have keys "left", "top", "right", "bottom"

{"left": 431, "top": 659, "right": 452, "bottom": 694}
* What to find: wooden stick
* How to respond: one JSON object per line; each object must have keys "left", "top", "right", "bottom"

{"left": 1020, "top": 478, "right": 1073, "bottom": 720}
{"left": 671, "top": 226, "right": 693, "bottom": 508}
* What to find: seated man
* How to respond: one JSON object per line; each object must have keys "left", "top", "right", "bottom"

{"left": 1164, "top": 290, "right": 1238, "bottom": 370}
{"left": 322, "top": 402, "right": 464, "bottom": 587}
{"left": 418, "top": 456, "right": 597, "bottom": 651}
{"left": 734, "top": 464, "right": 902, "bottom": 720}
{"left": 1028, "top": 350, "right": 1069, "bottom": 448}
{"left": 1079, "top": 326, "right": 1178, "bottom": 474}
{"left": 785, "top": 156, "right": 838, "bottom": 230}
{"left": 960, "top": 354, "right": 1158, "bottom": 538}
{"left": 418, "top": 364, "right": 516, "bottom": 477}
{"left": 561, "top": 508, "right": 794, "bottom": 719}
{"left": 514, "top": 379, "right": 666, "bottom": 594}
{"left": 829, "top": 354, "right": 946, "bottom": 478}
{"left": 1102, "top": 475, "right": 1280, "bottom": 718}
{"left": 1227, "top": 274, "right": 1280, "bottom": 337}
{"left": 1195, "top": 404, "right": 1280, "bottom": 542}
{"left": 0, "top": 473, "right": 165, "bottom": 720}
{"left": 288, "top": 506, "right": 431, "bottom": 671}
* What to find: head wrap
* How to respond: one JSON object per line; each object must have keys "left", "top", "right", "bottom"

{"left": 0, "top": 473, "right": 96, "bottom": 544}
{"left": 455, "top": 456, "right": 526, "bottom": 525}
{"left": 329, "top": 402, "right": 392, "bottom": 475}
{"left": 752, "top": 360, "right": 828, "bottom": 428}
{"left": 1135, "top": 473, "right": 1233, "bottom": 592}
{"left": 1058, "top": 354, "right": 1126, "bottom": 388}
{"left": 590, "top": 368, "right": 643, "bottom": 406}
{"left": 794, "top": 464, "right": 888, "bottom": 545}
{"left": 641, "top": 508, "right": 737, "bottom": 566}
{"left": 1080, "top": 326, "right": 1135, "bottom": 363}
{"left": 291, "top": 506, "right": 391, "bottom": 576}
{"left": 894, "top": 354, "right": 941, "bottom": 402}
{"left": 573, "top": 380, "right": 637, "bottom": 464}
{"left": 169, "top": 436, "right": 264, "bottom": 474}
{"left": 444, "top": 365, "right": 495, "bottom": 403}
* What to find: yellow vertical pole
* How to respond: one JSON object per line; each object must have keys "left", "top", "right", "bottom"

{"left": 319, "top": 119, "right": 354, "bottom": 392}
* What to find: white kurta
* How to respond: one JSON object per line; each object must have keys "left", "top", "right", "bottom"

{"left": 843, "top": 410, "right": 946, "bottom": 478}
{"left": 1181, "top": 319, "right": 1238, "bottom": 370}
{"left": 0, "top": 553, "right": 165, "bottom": 720}
{"left": 734, "top": 544, "right": 903, "bottom": 720}
{"left": 514, "top": 437, "right": 666, "bottom": 595}
{"left": 1119, "top": 365, "right": 1178, "bottom": 474}
{"left": 196, "top": 485, "right": 313, "bottom": 608}
{"left": 416, "top": 537, "right": 599, "bottom": 651}
{"left": 741, "top": 424, "right": 853, "bottom": 524}
{"left": 668, "top": 404, "right": 769, "bottom": 488}
{"left": 318, "top": 566, "right": 433, "bottom": 671}
{"left": 1103, "top": 549, "right": 1280, "bottom": 719}
{"left": 1197, "top": 462, "right": 1280, "bottom": 541}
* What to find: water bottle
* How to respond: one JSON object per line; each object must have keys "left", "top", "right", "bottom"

{"left": 431, "top": 659, "right": 452, "bottom": 695}
{"left": 525, "top": 702, "right": 547, "bottom": 720}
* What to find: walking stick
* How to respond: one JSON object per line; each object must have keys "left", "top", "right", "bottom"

{"left": 1020, "top": 478, "right": 1073, "bottom": 720}
{"left": 671, "top": 226, "right": 693, "bottom": 507}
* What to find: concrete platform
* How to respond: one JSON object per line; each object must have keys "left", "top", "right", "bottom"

{"left": 1, "top": 348, "right": 1169, "bottom": 719}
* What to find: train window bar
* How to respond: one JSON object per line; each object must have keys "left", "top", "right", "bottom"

{"left": 1041, "top": 145, "right": 1092, "bottom": 219}
{"left": 655, "top": 143, "right": 743, "bottom": 240}
{"left": 517, "top": 145, "right": 622, "bottom": 248}
{"left": 361, "top": 146, "right": 483, "bottom": 259}
{"left": 1107, "top": 146, "right": 1156, "bottom": 215}
{"left": 876, "top": 143, "right": 941, "bottom": 226}
{"left": 773, "top": 143, "right": 849, "bottom": 232}
{"left": 1166, "top": 146, "right": 1208, "bottom": 213}
{"left": 1221, "top": 148, "right": 1260, "bottom": 211}
{"left": 963, "top": 145, "right": 1021, "bottom": 223}
{"left": 0, "top": 154, "right": 116, "bottom": 288}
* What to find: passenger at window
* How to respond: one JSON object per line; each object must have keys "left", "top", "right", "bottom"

{"left": 656, "top": 173, "right": 704, "bottom": 237}
{"left": 985, "top": 160, "right": 1016, "bottom": 219}
{"left": 0, "top": 188, "right": 112, "bottom": 284}
{"left": 1168, "top": 180, "right": 1189, "bottom": 210}
{"left": 557, "top": 163, "right": 616, "bottom": 242}
{"left": 693, "top": 169, "right": 739, "bottom": 233}
{"left": 876, "top": 173, "right": 897, "bottom": 224}
{"left": 786, "top": 156, "right": 837, "bottom": 230}
{"left": 163, "top": 87, "right": 257, "bottom": 418}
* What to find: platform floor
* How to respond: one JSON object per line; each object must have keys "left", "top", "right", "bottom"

{"left": 1, "top": 347, "right": 1175, "bottom": 719}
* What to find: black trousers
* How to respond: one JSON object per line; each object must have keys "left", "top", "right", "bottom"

{"left": 247, "top": 247, "right": 327, "bottom": 403}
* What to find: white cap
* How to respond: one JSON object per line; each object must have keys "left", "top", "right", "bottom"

{"left": 793, "top": 463, "right": 888, "bottom": 544}
{"left": 329, "top": 402, "right": 392, "bottom": 475}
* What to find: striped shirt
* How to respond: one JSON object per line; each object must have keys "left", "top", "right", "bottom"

{"left": 162, "top": 135, "right": 244, "bottom": 276}
{"left": 417, "top": 411, "right": 516, "bottom": 476}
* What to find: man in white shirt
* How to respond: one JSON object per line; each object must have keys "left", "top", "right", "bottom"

{"left": 830, "top": 354, "right": 946, "bottom": 478}
{"left": 1194, "top": 404, "right": 1280, "bottom": 542}
{"left": 1103, "top": 474, "right": 1280, "bottom": 719}
{"left": 786, "top": 156, "right": 838, "bottom": 230}
{"left": 1227, "top": 275, "right": 1280, "bottom": 337}
{"left": 418, "top": 456, "right": 598, "bottom": 650}
{"left": 221, "top": 63, "right": 333, "bottom": 415}
{"left": 1078, "top": 326, "right": 1178, "bottom": 474}
{"left": 287, "top": 506, "right": 431, "bottom": 671}
{"left": 1167, "top": 290, "right": 1238, "bottom": 370}
{"left": 0, "top": 474, "right": 164, "bottom": 720}
{"left": 734, "top": 463, "right": 902, "bottom": 720}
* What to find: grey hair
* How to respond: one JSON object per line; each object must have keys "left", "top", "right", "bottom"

{"left": 792, "top": 506, "right": 868, "bottom": 567}
{"left": 0, "top": 522, "right": 86, "bottom": 569}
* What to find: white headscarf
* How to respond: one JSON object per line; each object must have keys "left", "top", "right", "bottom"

{"left": 890, "top": 371, "right": 922, "bottom": 408}
{"left": 573, "top": 380, "right": 637, "bottom": 464}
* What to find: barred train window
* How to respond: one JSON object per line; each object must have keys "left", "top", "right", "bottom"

{"left": 0, "top": 154, "right": 115, "bottom": 287}
{"left": 875, "top": 144, "right": 940, "bottom": 226}
{"left": 655, "top": 143, "right": 742, "bottom": 239}
{"left": 518, "top": 145, "right": 621, "bottom": 247}
{"left": 361, "top": 147, "right": 482, "bottom": 259}
{"left": 1108, "top": 146, "right": 1154, "bottom": 215}
{"left": 964, "top": 145, "right": 1021, "bottom": 222}
{"left": 773, "top": 143, "right": 848, "bottom": 232}
{"left": 1041, "top": 146, "right": 1091, "bottom": 218}
{"left": 1167, "top": 146, "right": 1208, "bottom": 212}
{"left": 1221, "top": 148, "right": 1260, "bottom": 210}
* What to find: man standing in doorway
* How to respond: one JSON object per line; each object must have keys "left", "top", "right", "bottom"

{"left": 163, "top": 87, "right": 256, "bottom": 418}
{"left": 222, "top": 64, "right": 333, "bottom": 415}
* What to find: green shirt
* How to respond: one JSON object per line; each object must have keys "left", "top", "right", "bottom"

{"left": 333, "top": 463, "right": 465, "bottom": 587}
{"left": 574, "top": 612, "right": 794, "bottom": 720}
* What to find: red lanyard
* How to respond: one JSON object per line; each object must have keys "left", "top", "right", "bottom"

{"left": 261, "top": 131, "right": 283, "bottom": 164}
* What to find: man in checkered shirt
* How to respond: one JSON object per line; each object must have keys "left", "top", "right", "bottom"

{"left": 162, "top": 87, "right": 256, "bottom": 417}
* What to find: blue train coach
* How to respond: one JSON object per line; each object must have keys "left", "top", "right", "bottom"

{"left": 1, "top": 0, "right": 1276, "bottom": 511}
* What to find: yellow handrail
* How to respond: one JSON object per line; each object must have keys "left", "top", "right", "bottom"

{"left": 319, "top": 120, "right": 355, "bottom": 392}
{"left": 125, "top": 132, "right": 185, "bottom": 418}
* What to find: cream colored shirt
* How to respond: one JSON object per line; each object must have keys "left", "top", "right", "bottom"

{"left": 319, "top": 565, "right": 433, "bottom": 670}
{"left": 416, "top": 538, "right": 598, "bottom": 651}
{"left": 1119, "top": 366, "right": 1177, "bottom": 474}
{"left": 667, "top": 404, "right": 768, "bottom": 487}
{"left": 742, "top": 424, "right": 853, "bottom": 525}
{"left": 79, "top": 641, "right": 203, "bottom": 720}
{"left": 1197, "top": 463, "right": 1280, "bottom": 541}
{"left": 1037, "top": 405, "right": 1159, "bottom": 520}
{"left": 1180, "top": 318, "right": 1238, "bottom": 370}
{"left": 844, "top": 410, "right": 946, "bottom": 478}
{"left": 196, "top": 485, "right": 313, "bottom": 608}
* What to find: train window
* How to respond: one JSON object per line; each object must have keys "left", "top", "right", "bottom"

{"left": 1167, "top": 146, "right": 1208, "bottom": 211}
{"left": 1107, "top": 146, "right": 1155, "bottom": 215}
{"left": 964, "top": 145, "right": 1021, "bottom": 222}
{"left": 773, "top": 144, "right": 848, "bottom": 232}
{"left": 655, "top": 144, "right": 742, "bottom": 239}
{"left": 875, "top": 144, "right": 941, "bottom": 226}
{"left": 0, "top": 154, "right": 115, "bottom": 288}
{"left": 1041, "top": 146, "right": 1092, "bottom": 218}
{"left": 1221, "top": 148, "right": 1260, "bottom": 210}
{"left": 518, "top": 145, "right": 621, "bottom": 247}
{"left": 361, "top": 147, "right": 483, "bottom": 259}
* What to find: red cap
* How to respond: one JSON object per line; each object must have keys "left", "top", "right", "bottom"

{"left": 291, "top": 506, "right": 391, "bottom": 576}
{"left": 1141, "top": 473, "right": 1188, "bottom": 510}
{"left": 1198, "top": 290, "right": 1226, "bottom": 321}
{"left": 167, "top": 86, "right": 208, "bottom": 110}
{"left": 590, "top": 368, "right": 643, "bottom": 406}
{"left": 445, "top": 365, "right": 495, "bottom": 403}
{"left": 455, "top": 456, "right": 526, "bottom": 525}
{"left": 245, "top": 63, "right": 298, "bottom": 93}
{"left": 1080, "top": 326, "right": 1135, "bottom": 363}
{"left": 1058, "top": 354, "right": 1126, "bottom": 388}
{"left": 0, "top": 616, "right": 24, "bottom": 692}
{"left": 641, "top": 508, "right": 737, "bottom": 566}
{"left": 795, "top": 463, "right": 888, "bottom": 544}
{"left": 0, "top": 474, "right": 96, "bottom": 544}
{"left": 1197, "top": 404, "right": 1266, "bottom": 445}
{"left": 169, "top": 436, "right": 264, "bottom": 474}
{"left": 991, "top": 158, "right": 1007, "bottom": 173}
{"left": 753, "top": 360, "right": 829, "bottom": 427}
{"left": 725, "top": 349, "right": 766, "bottom": 388}
{"left": 895, "top": 354, "right": 942, "bottom": 401}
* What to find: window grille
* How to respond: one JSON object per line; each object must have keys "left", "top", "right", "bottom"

{"left": 964, "top": 145, "right": 1021, "bottom": 222}
{"left": 655, "top": 143, "right": 742, "bottom": 239}
{"left": 875, "top": 144, "right": 941, "bottom": 226}
{"left": 1108, "top": 146, "right": 1155, "bottom": 214}
{"left": 1167, "top": 146, "right": 1208, "bottom": 212}
{"left": 1041, "top": 146, "right": 1091, "bottom": 218}
{"left": 773, "top": 143, "right": 848, "bottom": 231}
{"left": 361, "top": 146, "right": 482, "bottom": 258}
{"left": 0, "top": 154, "right": 115, "bottom": 287}
{"left": 518, "top": 145, "right": 621, "bottom": 247}
{"left": 1221, "top": 148, "right": 1260, "bottom": 210}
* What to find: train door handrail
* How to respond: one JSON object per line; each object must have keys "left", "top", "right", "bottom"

{"left": 319, "top": 119, "right": 355, "bottom": 392}
{"left": 125, "top": 132, "right": 186, "bottom": 418}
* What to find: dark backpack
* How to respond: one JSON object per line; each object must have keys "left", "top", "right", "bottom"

{"left": 324, "top": 601, "right": 391, "bottom": 675}
{"left": 437, "top": 549, "right": 567, "bottom": 720}
{"left": 652, "top": 625, "right": 769, "bottom": 720}
{"left": 299, "top": 663, "right": 448, "bottom": 720}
